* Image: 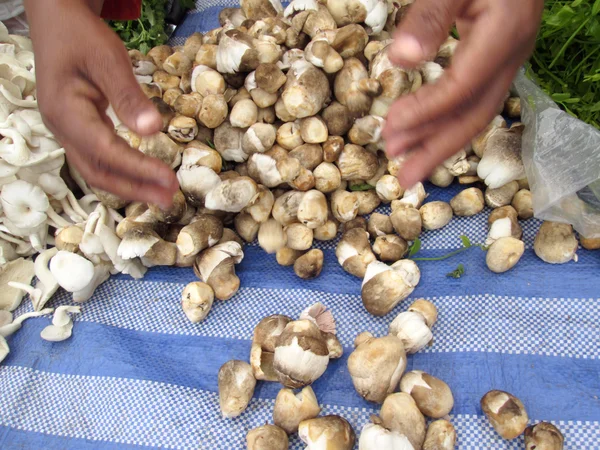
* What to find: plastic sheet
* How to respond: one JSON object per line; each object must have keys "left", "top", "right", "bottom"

{"left": 514, "top": 69, "right": 600, "bottom": 238}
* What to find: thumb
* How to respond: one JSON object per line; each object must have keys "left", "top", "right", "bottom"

{"left": 390, "top": 0, "right": 461, "bottom": 67}
{"left": 90, "top": 41, "right": 162, "bottom": 136}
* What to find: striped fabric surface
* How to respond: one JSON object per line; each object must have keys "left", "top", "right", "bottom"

{"left": 2, "top": 2, "right": 600, "bottom": 449}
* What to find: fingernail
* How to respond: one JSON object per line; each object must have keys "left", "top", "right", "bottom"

{"left": 136, "top": 110, "right": 160, "bottom": 133}
{"left": 391, "top": 34, "right": 425, "bottom": 63}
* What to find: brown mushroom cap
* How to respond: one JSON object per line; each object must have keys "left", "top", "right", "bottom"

{"left": 481, "top": 390, "right": 529, "bottom": 440}
{"left": 450, "top": 187, "right": 485, "bottom": 216}
{"left": 336, "top": 144, "right": 379, "bottom": 180}
{"left": 380, "top": 393, "right": 426, "bottom": 449}
{"left": 512, "top": 189, "right": 533, "bottom": 220}
{"left": 419, "top": 201, "right": 453, "bottom": 231}
{"left": 294, "top": 249, "right": 324, "bottom": 279}
{"left": 390, "top": 206, "right": 422, "bottom": 241}
{"left": 400, "top": 370, "right": 454, "bottom": 418}
{"left": 524, "top": 422, "right": 564, "bottom": 450}
{"left": 485, "top": 181, "right": 520, "bottom": 209}
{"left": 533, "top": 221, "right": 578, "bottom": 264}
{"left": 298, "top": 415, "right": 356, "bottom": 450}
{"left": 408, "top": 299, "right": 438, "bottom": 328}
{"left": 336, "top": 228, "right": 376, "bottom": 278}
{"left": 423, "top": 419, "right": 457, "bottom": 450}
{"left": 372, "top": 235, "right": 408, "bottom": 262}
{"left": 273, "top": 386, "right": 321, "bottom": 434}
{"left": 218, "top": 360, "right": 256, "bottom": 418}
{"left": 246, "top": 424, "right": 289, "bottom": 450}
{"left": 486, "top": 237, "right": 525, "bottom": 273}
{"left": 368, "top": 213, "right": 394, "bottom": 238}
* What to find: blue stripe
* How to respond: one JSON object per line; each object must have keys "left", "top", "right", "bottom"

{"left": 4, "top": 320, "right": 599, "bottom": 422}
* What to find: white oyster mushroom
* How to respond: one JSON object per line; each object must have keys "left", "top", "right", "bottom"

{"left": 49, "top": 251, "right": 95, "bottom": 293}
{"left": 0, "top": 257, "right": 34, "bottom": 310}
{"left": 0, "top": 335, "right": 8, "bottom": 363}
{"left": 9, "top": 247, "right": 59, "bottom": 311}
{"left": 40, "top": 305, "right": 81, "bottom": 342}
{"left": 72, "top": 264, "right": 111, "bottom": 303}
{"left": 52, "top": 305, "right": 81, "bottom": 327}
{"left": 359, "top": 422, "right": 415, "bottom": 450}
{"left": 0, "top": 308, "right": 54, "bottom": 338}
{"left": 388, "top": 311, "right": 432, "bottom": 354}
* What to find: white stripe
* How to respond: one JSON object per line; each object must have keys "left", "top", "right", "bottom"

{"left": 0, "top": 366, "right": 597, "bottom": 449}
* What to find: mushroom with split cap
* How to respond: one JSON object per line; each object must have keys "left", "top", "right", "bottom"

{"left": 477, "top": 123, "right": 525, "bottom": 189}
{"left": 251, "top": 314, "right": 292, "bottom": 381}
{"left": 298, "top": 415, "right": 356, "bottom": 450}
{"left": 246, "top": 424, "right": 289, "bottom": 450}
{"left": 193, "top": 241, "right": 244, "bottom": 300}
{"left": 336, "top": 227, "right": 376, "bottom": 277}
{"left": 336, "top": 144, "right": 379, "bottom": 180}
{"left": 485, "top": 215, "right": 522, "bottom": 246}
{"left": 481, "top": 390, "right": 529, "bottom": 440}
{"left": 400, "top": 370, "right": 454, "bottom": 418}
{"left": 533, "top": 221, "right": 578, "bottom": 264}
{"left": 281, "top": 59, "right": 331, "bottom": 119}
{"left": 204, "top": 176, "right": 260, "bottom": 212}
{"left": 358, "top": 418, "right": 416, "bottom": 450}
{"left": 442, "top": 148, "right": 469, "bottom": 176}
{"left": 244, "top": 185, "right": 274, "bottom": 223}
{"left": 368, "top": 213, "right": 393, "bottom": 238}
{"left": 376, "top": 174, "right": 403, "bottom": 203}
{"left": 423, "top": 420, "right": 457, "bottom": 450}
{"left": 334, "top": 58, "right": 381, "bottom": 117}
{"left": 273, "top": 385, "right": 321, "bottom": 434}
{"left": 388, "top": 309, "right": 433, "bottom": 354}
{"left": 272, "top": 190, "right": 305, "bottom": 225}
{"left": 361, "top": 259, "right": 420, "bottom": 316}
{"left": 348, "top": 331, "right": 406, "bottom": 403}
{"left": 379, "top": 393, "right": 426, "bottom": 449}
{"left": 524, "top": 422, "right": 564, "bottom": 450}
{"left": 181, "top": 282, "right": 214, "bottom": 323}
{"left": 276, "top": 122, "right": 304, "bottom": 150}
{"left": 168, "top": 115, "right": 198, "bottom": 143}
{"left": 248, "top": 18, "right": 289, "bottom": 45}
{"left": 304, "top": 33, "right": 344, "bottom": 74}
{"left": 348, "top": 115, "right": 385, "bottom": 147}
{"left": 216, "top": 29, "right": 260, "bottom": 74}
{"left": 373, "top": 234, "right": 407, "bottom": 262}
{"left": 242, "top": 122, "right": 277, "bottom": 154}
{"left": 218, "top": 360, "right": 256, "bottom": 418}
{"left": 396, "top": 182, "right": 426, "bottom": 209}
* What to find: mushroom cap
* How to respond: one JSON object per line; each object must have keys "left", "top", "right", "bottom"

{"left": 0, "top": 179, "right": 48, "bottom": 229}
{"left": 361, "top": 260, "right": 418, "bottom": 316}
{"left": 348, "top": 334, "right": 406, "bottom": 403}
{"left": 390, "top": 206, "right": 422, "bottom": 241}
{"left": 380, "top": 393, "right": 426, "bottom": 449}
{"left": 49, "top": 251, "right": 95, "bottom": 293}
{"left": 407, "top": 299, "right": 438, "bottom": 328}
{"left": 337, "top": 144, "right": 379, "bottom": 180}
{"left": 533, "top": 221, "right": 578, "bottom": 264}
{"left": 358, "top": 422, "right": 414, "bottom": 450}
{"left": 218, "top": 360, "right": 256, "bottom": 418}
{"left": 419, "top": 201, "right": 453, "bottom": 231}
{"left": 477, "top": 124, "right": 525, "bottom": 189}
{"left": 298, "top": 415, "right": 356, "bottom": 450}
{"left": 246, "top": 424, "right": 289, "bottom": 450}
{"left": 253, "top": 314, "right": 293, "bottom": 352}
{"left": 486, "top": 237, "right": 525, "bottom": 273}
{"left": 450, "top": 187, "right": 485, "bottom": 216}
{"left": 388, "top": 310, "right": 432, "bottom": 354}
{"left": 485, "top": 181, "right": 520, "bottom": 209}
{"left": 512, "top": 189, "right": 533, "bottom": 220}
{"left": 297, "top": 190, "right": 328, "bottom": 228}
{"left": 273, "top": 386, "right": 321, "bottom": 434}
{"left": 372, "top": 234, "right": 408, "bottom": 262}
{"left": 294, "top": 249, "right": 324, "bottom": 279}
{"left": 336, "top": 228, "right": 375, "bottom": 278}
{"left": 181, "top": 282, "right": 214, "bottom": 323}
{"left": 423, "top": 419, "right": 457, "bottom": 450}
{"left": 480, "top": 390, "right": 529, "bottom": 440}
{"left": 524, "top": 422, "right": 564, "bottom": 450}
{"left": 400, "top": 370, "right": 454, "bottom": 418}
{"left": 273, "top": 319, "right": 330, "bottom": 388}
{"left": 205, "top": 176, "right": 260, "bottom": 212}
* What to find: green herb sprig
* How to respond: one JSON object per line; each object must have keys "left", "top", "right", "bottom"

{"left": 407, "top": 235, "right": 487, "bottom": 262}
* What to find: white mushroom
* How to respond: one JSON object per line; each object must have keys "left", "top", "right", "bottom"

{"left": 388, "top": 310, "right": 433, "bottom": 354}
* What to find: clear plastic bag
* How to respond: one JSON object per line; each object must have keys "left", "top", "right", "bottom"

{"left": 513, "top": 69, "right": 600, "bottom": 238}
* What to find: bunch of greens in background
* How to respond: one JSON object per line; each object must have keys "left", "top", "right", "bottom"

{"left": 107, "top": 0, "right": 195, "bottom": 54}
{"left": 525, "top": 0, "right": 600, "bottom": 129}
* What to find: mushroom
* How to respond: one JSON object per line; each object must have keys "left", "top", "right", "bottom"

{"left": 147, "top": 45, "right": 173, "bottom": 68}
{"left": 0, "top": 307, "right": 54, "bottom": 338}
{"left": 334, "top": 58, "right": 381, "bottom": 117}
{"left": 163, "top": 51, "right": 192, "bottom": 77}
{"left": 504, "top": 97, "right": 521, "bottom": 118}
{"left": 49, "top": 250, "right": 95, "bottom": 293}
{"left": 419, "top": 201, "right": 453, "bottom": 231}
{"left": 181, "top": 282, "right": 214, "bottom": 323}
{"left": 281, "top": 60, "right": 330, "bottom": 119}
{"left": 250, "top": 314, "right": 292, "bottom": 381}
{"left": 347, "top": 331, "right": 406, "bottom": 403}
{"left": 241, "top": 0, "right": 283, "bottom": 20}
{"left": 313, "top": 162, "right": 342, "bottom": 193}
{"left": 343, "top": 216, "right": 368, "bottom": 232}
{"left": 336, "top": 228, "right": 376, "bottom": 278}
{"left": 512, "top": 189, "right": 533, "bottom": 220}
{"left": 298, "top": 415, "right": 356, "bottom": 450}
{"left": 193, "top": 241, "right": 244, "bottom": 300}
{"left": 330, "top": 189, "right": 359, "bottom": 223}
{"left": 205, "top": 176, "right": 260, "bottom": 212}
{"left": 397, "top": 182, "right": 427, "bottom": 209}
{"left": 273, "top": 319, "right": 330, "bottom": 388}
{"left": 580, "top": 236, "right": 600, "bottom": 250}
{"left": 390, "top": 206, "right": 422, "bottom": 241}
{"left": 471, "top": 115, "right": 507, "bottom": 158}
{"left": 400, "top": 370, "right": 454, "bottom": 418}
{"left": 372, "top": 235, "right": 407, "bottom": 262}
{"left": 273, "top": 386, "right": 321, "bottom": 434}
{"left": 218, "top": 360, "right": 257, "bottom": 418}
{"left": 486, "top": 236, "right": 525, "bottom": 273}
{"left": 148, "top": 189, "right": 187, "bottom": 223}
{"left": 242, "top": 123, "right": 277, "bottom": 154}
{"left": 304, "top": 34, "right": 344, "bottom": 74}
{"left": 299, "top": 116, "right": 328, "bottom": 144}
{"left": 297, "top": 190, "right": 328, "bottom": 229}
{"left": 442, "top": 148, "right": 469, "bottom": 176}
{"left": 197, "top": 94, "right": 228, "bottom": 129}
{"left": 388, "top": 309, "right": 434, "bottom": 354}
{"left": 216, "top": 29, "right": 261, "bottom": 74}
{"left": 272, "top": 190, "right": 305, "bottom": 226}
{"left": 176, "top": 214, "right": 224, "bottom": 258}
{"left": 276, "top": 247, "right": 305, "bottom": 266}
{"left": 450, "top": 187, "right": 485, "bottom": 216}
{"left": 230, "top": 98, "right": 258, "bottom": 128}
{"left": 337, "top": 144, "right": 379, "bottom": 180}
{"left": 285, "top": 223, "right": 313, "bottom": 250}
{"left": 477, "top": 124, "right": 525, "bottom": 189}
{"left": 244, "top": 185, "right": 275, "bottom": 223}
{"left": 314, "top": 218, "right": 338, "bottom": 241}
{"left": 276, "top": 122, "right": 304, "bottom": 150}
{"left": 379, "top": 393, "right": 426, "bottom": 449}
{"left": 191, "top": 65, "right": 226, "bottom": 96}
{"left": 246, "top": 424, "right": 289, "bottom": 450}
{"left": 533, "top": 221, "right": 578, "bottom": 264}
{"left": 485, "top": 181, "right": 519, "bottom": 209}
{"left": 294, "top": 249, "right": 323, "bottom": 279}
{"left": 368, "top": 213, "right": 393, "bottom": 238}
{"left": 358, "top": 419, "right": 415, "bottom": 450}
{"left": 423, "top": 419, "right": 457, "bottom": 450}
{"left": 376, "top": 175, "right": 403, "bottom": 203}
{"left": 481, "top": 390, "right": 529, "bottom": 440}
{"left": 487, "top": 205, "right": 522, "bottom": 242}
{"left": 326, "top": 0, "right": 388, "bottom": 34}
{"left": 322, "top": 103, "right": 353, "bottom": 137}
{"left": 0, "top": 257, "right": 34, "bottom": 311}
{"left": 258, "top": 218, "right": 287, "bottom": 253}
{"left": 168, "top": 115, "right": 198, "bottom": 143}
{"left": 524, "top": 422, "right": 564, "bottom": 450}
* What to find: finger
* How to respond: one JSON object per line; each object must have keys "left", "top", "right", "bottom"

{"left": 384, "top": 7, "right": 526, "bottom": 135}
{"left": 395, "top": 66, "right": 517, "bottom": 188}
{"left": 84, "top": 27, "right": 162, "bottom": 136}
{"left": 66, "top": 147, "right": 175, "bottom": 209}
{"left": 389, "top": 0, "right": 462, "bottom": 67}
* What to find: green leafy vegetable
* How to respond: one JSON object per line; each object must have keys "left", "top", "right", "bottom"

{"left": 447, "top": 264, "right": 465, "bottom": 279}
{"left": 349, "top": 183, "right": 376, "bottom": 192}
{"left": 525, "top": 0, "right": 600, "bottom": 128}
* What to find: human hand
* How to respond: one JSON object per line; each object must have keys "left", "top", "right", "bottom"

{"left": 24, "top": 0, "right": 179, "bottom": 208}
{"left": 382, "top": 0, "right": 544, "bottom": 188}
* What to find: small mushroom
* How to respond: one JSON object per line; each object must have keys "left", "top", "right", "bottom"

{"left": 397, "top": 182, "right": 427, "bottom": 209}
{"left": 347, "top": 331, "right": 406, "bottom": 403}
{"left": 533, "top": 221, "right": 578, "bottom": 264}
{"left": 198, "top": 94, "right": 228, "bottom": 129}
{"left": 322, "top": 103, "right": 353, "bottom": 137}
{"left": 481, "top": 390, "right": 529, "bottom": 440}
{"left": 407, "top": 299, "right": 437, "bottom": 328}
{"left": 251, "top": 314, "right": 292, "bottom": 381}
{"left": 194, "top": 242, "right": 244, "bottom": 300}
{"left": 368, "top": 213, "right": 393, "bottom": 238}
{"left": 344, "top": 216, "right": 368, "bottom": 232}
{"left": 330, "top": 189, "right": 359, "bottom": 223}
{"left": 235, "top": 212, "right": 260, "bottom": 242}
{"left": 336, "top": 144, "right": 379, "bottom": 181}
{"left": 272, "top": 190, "right": 305, "bottom": 226}
{"left": 336, "top": 228, "right": 376, "bottom": 278}
{"left": 205, "top": 176, "right": 260, "bottom": 212}
{"left": 230, "top": 98, "right": 258, "bottom": 128}
{"left": 423, "top": 419, "right": 457, "bottom": 450}
{"left": 246, "top": 424, "right": 289, "bottom": 450}
{"left": 524, "top": 422, "right": 564, "bottom": 450}
{"left": 313, "top": 162, "right": 342, "bottom": 193}
{"left": 388, "top": 309, "right": 434, "bottom": 354}
{"left": 379, "top": 393, "right": 426, "bottom": 450}
{"left": 450, "top": 187, "right": 485, "bottom": 216}
{"left": 181, "top": 282, "right": 214, "bottom": 323}
{"left": 429, "top": 165, "right": 455, "bottom": 188}
{"left": 300, "top": 116, "right": 328, "bottom": 144}
{"left": 273, "top": 386, "right": 321, "bottom": 434}
{"left": 297, "top": 190, "right": 328, "bottom": 228}
{"left": 148, "top": 189, "right": 187, "bottom": 223}
{"left": 314, "top": 218, "right": 338, "bottom": 241}
{"left": 485, "top": 181, "right": 519, "bottom": 209}
{"left": 168, "top": 115, "right": 198, "bottom": 143}
{"left": 258, "top": 218, "right": 287, "bottom": 253}
{"left": 419, "top": 201, "right": 453, "bottom": 231}
{"left": 281, "top": 59, "right": 330, "bottom": 118}
{"left": 373, "top": 235, "right": 407, "bottom": 262}
{"left": 218, "top": 360, "right": 256, "bottom": 418}
{"left": 358, "top": 419, "right": 415, "bottom": 450}
{"left": 176, "top": 214, "right": 224, "bottom": 258}
{"left": 400, "top": 370, "right": 454, "bottom": 418}
{"left": 512, "top": 189, "right": 533, "bottom": 220}
{"left": 376, "top": 175, "right": 403, "bottom": 202}
{"left": 355, "top": 190, "right": 382, "bottom": 215}
{"left": 276, "top": 247, "right": 305, "bottom": 266}
{"left": 285, "top": 223, "right": 313, "bottom": 251}
{"left": 486, "top": 237, "right": 525, "bottom": 273}
{"left": 54, "top": 225, "right": 84, "bottom": 253}
{"left": 390, "top": 206, "right": 422, "bottom": 241}
{"left": 276, "top": 122, "right": 304, "bottom": 150}
{"left": 294, "top": 249, "right": 324, "bottom": 279}
{"left": 580, "top": 236, "right": 600, "bottom": 250}
{"left": 504, "top": 97, "right": 521, "bottom": 118}
{"left": 273, "top": 319, "right": 330, "bottom": 388}
{"left": 298, "top": 415, "right": 356, "bottom": 450}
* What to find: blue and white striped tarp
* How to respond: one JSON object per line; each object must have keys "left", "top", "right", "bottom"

{"left": 1, "top": 3, "right": 599, "bottom": 449}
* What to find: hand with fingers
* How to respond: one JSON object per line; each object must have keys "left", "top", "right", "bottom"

{"left": 24, "top": 0, "right": 179, "bottom": 209}
{"left": 383, "top": 0, "right": 545, "bottom": 189}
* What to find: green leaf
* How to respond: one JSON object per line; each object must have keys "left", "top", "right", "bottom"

{"left": 593, "top": 0, "right": 600, "bottom": 16}
{"left": 206, "top": 139, "right": 215, "bottom": 149}
{"left": 446, "top": 264, "right": 465, "bottom": 279}
{"left": 349, "top": 183, "right": 376, "bottom": 191}
{"left": 460, "top": 235, "right": 472, "bottom": 248}
{"left": 552, "top": 93, "right": 572, "bottom": 101}
{"left": 408, "top": 238, "right": 422, "bottom": 258}
{"left": 139, "top": 42, "right": 150, "bottom": 55}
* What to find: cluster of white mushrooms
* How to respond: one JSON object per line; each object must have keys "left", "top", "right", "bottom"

{"left": 0, "top": 0, "right": 588, "bottom": 447}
